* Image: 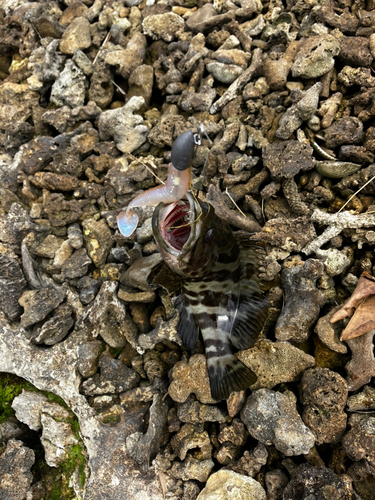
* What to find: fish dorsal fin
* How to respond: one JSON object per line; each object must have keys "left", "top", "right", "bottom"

{"left": 229, "top": 234, "right": 269, "bottom": 350}
{"left": 149, "top": 261, "right": 183, "bottom": 295}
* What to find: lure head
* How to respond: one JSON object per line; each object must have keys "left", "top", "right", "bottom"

{"left": 152, "top": 192, "right": 234, "bottom": 278}
{"left": 171, "top": 130, "right": 201, "bottom": 171}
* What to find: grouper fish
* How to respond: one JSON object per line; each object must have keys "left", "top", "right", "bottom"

{"left": 151, "top": 191, "right": 269, "bottom": 401}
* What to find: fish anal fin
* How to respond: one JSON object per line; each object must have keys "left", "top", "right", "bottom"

{"left": 176, "top": 296, "right": 200, "bottom": 350}
{"left": 207, "top": 355, "right": 257, "bottom": 401}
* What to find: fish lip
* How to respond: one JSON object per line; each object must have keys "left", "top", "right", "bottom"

{"left": 152, "top": 192, "right": 200, "bottom": 258}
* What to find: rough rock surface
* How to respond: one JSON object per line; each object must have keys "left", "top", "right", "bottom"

{"left": 196, "top": 470, "right": 266, "bottom": 500}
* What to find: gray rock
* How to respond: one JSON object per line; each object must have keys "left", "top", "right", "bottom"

{"left": 128, "top": 65, "right": 154, "bottom": 108}
{"left": 138, "top": 314, "right": 180, "bottom": 352}
{"left": 314, "top": 306, "right": 347, "bottom": 354}
{"left": 347, "top": 459, "right": 375, "bottom": 500}
{"left": 0, "top": 419, "right": 24, "bottom": 444}
{"left": 61, "top": 248, "right": 92, "bottom": 279}
{"left": 67, "top": 223, "right": 83, "bottom": 249}
{"left": 12, "top": 390, "right": 78, "bottom": 467}
{"left": 292, "top": 34, "right": 340, "bottom": 79}
{"left": 177, "top": 395, "right": 226, "bottom": 425}
{"left": 59, "top": 17, "right": 91, "bottom": 55}
{"left": 275, "top": 260, "right": 326, "bottom": 343}
{"left": 0, "top": 245, "right": 27, "bottom": 321}
{"left": 345, "top": 329, "right": 375, "bottom": 391}
{"left": 19, "top": 286, "right": 66, "bottom": 328}
{"left": 237, "top": 339, "right": 315, "bottom": 390}
{"left": 77, "top": 340, "right": 103, "bottom": 378}
{"left": 29, "top": 302, "right": 74, "bottom": 345}
{"left": 126, "top": 393, "right": 168, "bottom": 470}
{"left": 88, "top": 61, "right": 114, "bottom": 109}
{"left": 347, "top": 385, "right": 375, "bottom": 411}
{"left": 170, "top": 456, "right": 214, "bottom": 482}
{"left": 72, "top": 49, "right": 94, "bottom": 76}
{"left": 121, "top": 253, "right": 162, "bottom": 292}
{"left": 196, "top": 470, "right": 266, "bottom": 500}
{"left": 50, "top": 60, "right": 86, "bottom": 108}
{"left": 315, "top": 247, "right": 353, "bottom": 276}
{"left": 206, "top": 62, "right": 244, "bottom": 84}
{"left": 0, "top": 440, "right": 34, "bottom": 500}
{"left": 98, "top": 96, "right": 149, "bottom": 154}
{"left": 240, "top": 388, "right": 315, "bottom": 456}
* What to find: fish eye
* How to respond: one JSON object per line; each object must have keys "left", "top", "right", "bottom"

{"left": 205, "top": 229, "right": 214, "bottom": 242}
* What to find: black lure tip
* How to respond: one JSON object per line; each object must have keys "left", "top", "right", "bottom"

{"left": 171, "top": 130, "right": 196, "bottom": 171}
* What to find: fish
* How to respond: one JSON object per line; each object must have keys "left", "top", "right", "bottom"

{"left": 151, "top": 191, "right": 269, "bottom": 401}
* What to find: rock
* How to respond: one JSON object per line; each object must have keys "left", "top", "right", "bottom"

{"left": 12, "top": 390, "right": 78, "bottom": 467}
{"left": 126, "top": 393, "right": 168, "bottom": 469}
{"left": 82, "top": 218, "right": 112, "bottom": 268}
{"left": 76, "top": 340, "right": 103, "bottom": 378}
{"left": 118, "top": 288, "right": 156, "bottom": 303}
{"left": 19, "top": 286, "right": 66, "bottom": 328}
{"left": 77, "top": 276, "right": 100, "bottom": 304}
{"left": 29, "top": 302, "right": 74, "bottom": 345}
{"left": 227, "top": 442, "right": 268, "bottom": 477}
{"left": 59, "top": 17, "right": 91, "bottom": 55}
{"left": 138, "top": 314, "right": 180, "bottom": 351}
{"left": 128, "top": 65, "right": 154, "bottom": 108}
{"left": 61, "top": 248, "right": 92, "bottom": 279}
{"left": 336, "top": 33, "right": 373, "bottom": 67}
{"left": 76, "top": 281, "right": 138, "bottom": 348}
{"left": 171, "top": 423, "right": 212, "bottom": 460}
{"left": 347, "top": 385, "right": 375, "bottom": 411}
{"left": 143, "top": 13, "right": 185, "bottom": 42}
{"left": 196, "top": 470, "right": 266, "bottom": 500}
{"left": 276, "top": 83, "right": 322, "bottom": 139}
{"left": 347, "top": 460, "right": 375, "bottom": 500}
{"left": 314, "top": 306, "right": 347, "bottom": 354}
{"left": 98, "top": 96, "right": 149, "bottom": 154}
{"left": 315, "top": 247, "right": 353, "bottom": 276}
{"left": 177, "top": 395, "right": 226, "bottom": 425}
{"left": 283, "top": 463, "right": 360, "bottom": 500}
{"left": 0, "top": 440, "right": 34, "bottom": 500}
{"left": 170, "top": 456, "right": 214, "bottom": 483}
{"left": 292, "top": 34, "right": 340, "bottom": 79}
{"left": 0, "top": 245, "right": 27, "bottom": 321}
{"left": 262, "top": 141, "right": 315, "bottom": 179}
{"left": 81, "top": 355, "right": 140, "bottom": 395}
{"left": 67, "top": 223, "right": 83, "bottom": 249}
{"left": 345, "top": 329, "right": 375, "bottom": 391}
{"left": 206, "top": 62, "right": 243, "bottom": 84}
{"left": 240, "top": 388, "right": 315, "bottom": 456}
{"left": 169, "top": 354, "right": 216, "bottom": 404}
{"left": 121, "top": 253, "right": 162, "bottom": 292}
{"left": 265, "top": 469, "right": 289, "bottom": 500}
{"left": 50, "top": 60, "right": 86, "bottom": 108}
{"left": 275, "top": 260, "right": 327, "bottom": 343}
{"left": 88, "top": 61, "right": 114, "bottom": 109}
{"left": 31, "top": 171, "right": 80, "bottom": 191}
{"left": 0, "top": 419, "right": 24, "bottom": 443}
{"left": 186, "top": 3, "right": 235, "bottom": 33}
{"left": 323, "top": 117, "right": 364, "bottom": 149}
{"left": 104, "top": 33, "right": 147, "bottom": 81}
{"left": 237, "top": 339, "right": 315, "bottom": 390}
{"left": 256, "top": 217, "right": 316, "bottom": 253}
{"left": 299, "top": 368, "right": 348, "bottom": 444}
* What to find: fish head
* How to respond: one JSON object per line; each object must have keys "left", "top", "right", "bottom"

{"left": 152, "top": 192, "right": 234, "bottom": 278}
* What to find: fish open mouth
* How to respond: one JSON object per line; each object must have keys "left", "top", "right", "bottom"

{"left": 153, "top": 192, "right": 199, "bottom": 256}
{"left": 161, "top": 200, "right": 191, "bottom": 251}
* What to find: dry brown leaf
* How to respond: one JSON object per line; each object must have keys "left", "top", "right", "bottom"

{"left": 330, "top": 272, "right": 375, "bottom": 341}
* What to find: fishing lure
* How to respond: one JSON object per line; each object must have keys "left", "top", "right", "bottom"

{"left": 117, "top": 131, "right": 201, "bottom": 237}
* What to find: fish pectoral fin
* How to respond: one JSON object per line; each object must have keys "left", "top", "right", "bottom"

{"left": 207, "top": 355, "right": 257, "bottom": 402}
{"left": 149, "top": 261, "right": 183, "bottom": 294}
{"left": 230, "top": 296, "right": 269, "bottom": 350}
{"left": 176, "top": 296, "right": 199, "bottom": 350}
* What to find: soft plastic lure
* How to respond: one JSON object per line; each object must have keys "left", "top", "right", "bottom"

{"left": 117, "top": 130, "right": 201, "bottom": 237}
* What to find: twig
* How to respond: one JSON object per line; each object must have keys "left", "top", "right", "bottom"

{"left": 93, "top": 30, "right": 111, "bottom": 65}
{"left": 111, "top": 79, "right": 126, "bottom": 96}
{"left": 225, "top": 187, "right": 246, "bottom": 218}
{"left": 338, "top": 174, "right": 375, "bottom": 213}
{"left": 126, "top": 153, "right": 165, "bottom": 185}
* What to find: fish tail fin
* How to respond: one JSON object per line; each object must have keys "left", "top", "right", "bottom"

{"left": 207, "top": 354, "right": 257, "bottom": 401}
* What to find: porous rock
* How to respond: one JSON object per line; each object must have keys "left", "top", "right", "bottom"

{"left": 177, "top": 395, "right": 226, "bottom": 425}
{"left": 19, "top": 286, "right": 66, "bottom": 329}
{"left": 237, "top": 339, "right": 315, "bottom": 390}
{"left": 299, "top": 368, "right": 348, "bottom": 444}
{"left": 143, "top": 13, "right": 185, "bottom": 43}
{"left": 0, "top": 245, "right": 27, "bottom": 321}
{"left": 283, "top": 463, "right": 360, "bottom": 500}
{"left": 240, "top": 388, "right": 315, "bottom": 456}
{"left": 169, "top": 354, "right": 216, "bottom": 404}
{"left": 292, "top": 34, "right": 340, "bottom": 79}
{"left": 345, "top": 329, "right": 375, "bottom": 391}
{"left": 275, "top": 259, "right": 326, "bottom": 343}
{"left": 0, "top": 440, "right": 34, "bottom": 500}
{"left": 262, "top": 141, "right": 315, "bottom": 179}
{"left": 196, "top": 470, "right": 266, "bottom": 500}
{"left": 50, "top": 60, "right": 86, "bottom": 108}
{"left": 171, "top": 423, "right": 212, "bottom": 461}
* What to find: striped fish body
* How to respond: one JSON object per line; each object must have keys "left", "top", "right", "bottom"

{"left": 152, "top": 195, "right": 268, "bottom": 401}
